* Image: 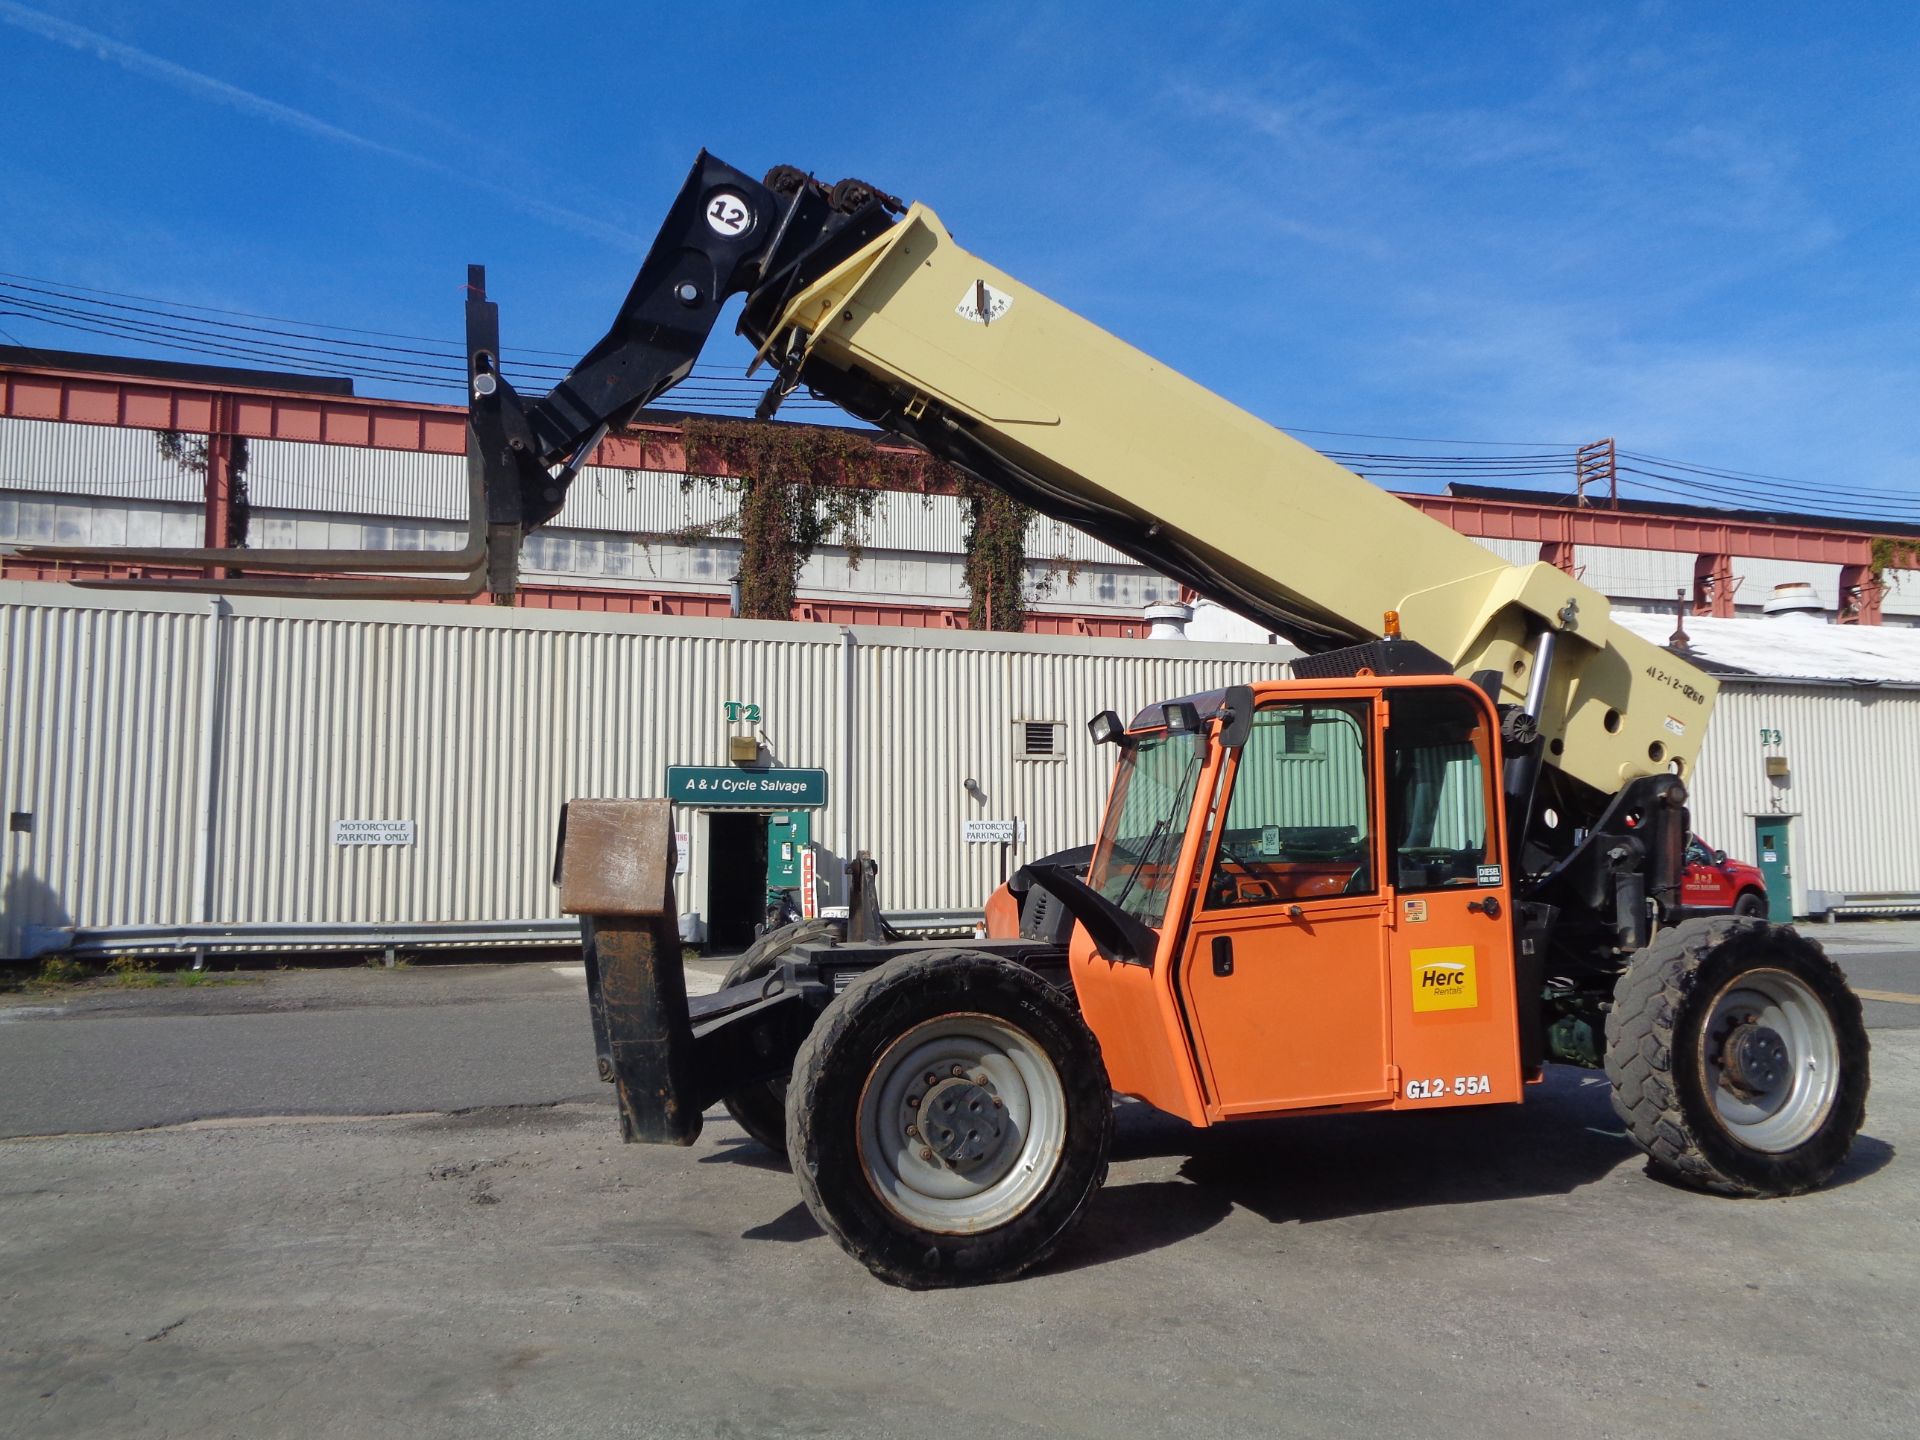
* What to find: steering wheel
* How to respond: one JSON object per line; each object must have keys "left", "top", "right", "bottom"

{"left": 1209, "top": 845, "right": 1271, "bottom": 905}
{"left": 1399, "top": 846, "right": 1468, "bottom": 887}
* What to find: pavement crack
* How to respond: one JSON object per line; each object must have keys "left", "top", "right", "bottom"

{"left": 143, "top": 1317, "right": 187, "bottom": 1343}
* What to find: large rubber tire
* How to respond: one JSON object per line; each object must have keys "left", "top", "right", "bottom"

{"left": 786, "top": 948, "right": 1112, "bottom": 1288}
{"left": 1733, "top": 890, "right": 1768, "bottom": 919}
{"left": 1606, "top": 916, "right": 1869, "bottom": 1196}
{"left": 718, "top": 917, "right": 844, "bottom": 1157}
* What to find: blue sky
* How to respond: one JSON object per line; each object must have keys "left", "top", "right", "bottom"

{"left": 1, "top": 1, "right": 1916, "bottom": 510}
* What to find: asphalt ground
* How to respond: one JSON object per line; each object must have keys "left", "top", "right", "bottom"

{"left": 1, "top": 924, "right": 1916, "bottom": 1438}
{"left": 3, "top": 926, "right": 1917, "bottom": 1142}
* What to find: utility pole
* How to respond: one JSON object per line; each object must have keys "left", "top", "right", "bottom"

{"left": 1574, "top": 438, "right": 1617, "bottom": 508}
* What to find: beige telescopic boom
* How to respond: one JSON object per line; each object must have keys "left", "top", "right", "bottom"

{"left": 746, "top": 201, "right": 1716, "bottom": 802}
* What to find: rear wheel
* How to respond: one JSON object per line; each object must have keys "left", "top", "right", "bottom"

{"left": 718, "top": 917, "right": 844, "bottom": 1157}
{"left": 1606, "top": 917, "right": 1868, "bottom": 1196}
{"left": 1733, "top": 890, "right": 1767, "bottom": 918}
{"left": 787, "top": 948, "right": 1111, "bottom": 1288}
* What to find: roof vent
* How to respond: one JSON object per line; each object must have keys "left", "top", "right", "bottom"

{"left": 1144, "top": 601, "right": 1191, "bottom": 640}
{"left": 1761, "top": 581, "right": 1825, "bottom": 621}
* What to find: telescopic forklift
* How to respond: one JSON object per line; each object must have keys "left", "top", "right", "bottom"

{"left": 21, "top": 153, "right": 1869, "bottom": 1288}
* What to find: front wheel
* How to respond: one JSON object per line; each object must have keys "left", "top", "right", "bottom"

{"left": 786, "top": 949, "right": 1112, "bottom": 1288}
{"left": 1606, "top": 917, "right": 1869, "bottom": 1196}
{"left": 1733, "top": 891, "right": 1767, "bottom": 918}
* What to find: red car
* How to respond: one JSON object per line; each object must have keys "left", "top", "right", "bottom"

{"left": 1683, "top": 835, "right": 1768, "bottom": 917}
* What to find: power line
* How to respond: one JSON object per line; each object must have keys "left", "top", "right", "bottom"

{"left": 1286, "top": 424, "right": 1584, "bottom": 447}
{"left": 0, "top": 295, "right": 846, "bottom": 414}
{"left": 1616, "top": 464, "right": 1920, "bottom": 521}
{"left": 4, "top": 270, "right": 1916, "bottom": 519}
{"left": 0, "top": 272, "right": 780, "bottom": 384}
{"left": 0, "top": 268, "right": 575, "bottom": 358}
{"left": 1619, "top": 450, "right": 1919, "bottom": 505}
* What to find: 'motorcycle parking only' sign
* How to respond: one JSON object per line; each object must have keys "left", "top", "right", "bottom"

{"left": 332, "top": 820, "right": 417, "bottom": 846}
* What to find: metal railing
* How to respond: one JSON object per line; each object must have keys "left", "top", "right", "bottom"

{"left": 19, "top": 908, "right": 991, "bottom": 966}
{"left": 20, "top": 918, "right": 582, "bottom": 967}
{"left": 1807, "top": 890, "right": 1920, "bottom": 921}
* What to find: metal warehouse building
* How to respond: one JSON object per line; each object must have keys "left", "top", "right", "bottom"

{"left": 5, "top": 579, "right": 1917, "bottom": 963}
{"left": 5, "top": 353, "right": 1919, "bottom": 958}
{"left": 1617, "top": 610, "right": 1920, "bottom": 920}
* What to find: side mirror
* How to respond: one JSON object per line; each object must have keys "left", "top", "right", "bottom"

{"left": 1713, "top": 849, "right": 1727, "bottom": 865}
{"left": 1220, "top": 685, "right": 1254, "bottom": 749}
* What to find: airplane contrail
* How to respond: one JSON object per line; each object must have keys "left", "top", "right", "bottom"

{"left": 0, "top": 1, "right": 638, "bottom": 250}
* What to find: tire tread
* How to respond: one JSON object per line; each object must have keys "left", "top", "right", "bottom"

{"left": 787, "top": 948, "right": 1111, "bottom": 1288}
{"left": 1605, "top": 916, "right": 1868, "bottom": 1197}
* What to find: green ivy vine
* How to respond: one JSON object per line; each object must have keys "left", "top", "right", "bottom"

{"left": 663, "top": 417, "right": 1084, "bottom": 628}
{"left": 958, "top": 478, "right": 1032, "bottom": 631}
{"left": 156, "top": 429, "right": 250, "bottom": 547}
{"left": 675, "top": 418, "right": 888, "bottom": 620}
{"left": 1869, "top": 535, "right": 1918, "bottom": 585}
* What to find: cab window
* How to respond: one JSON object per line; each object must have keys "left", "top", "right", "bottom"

{"left": 1088, "top": 731, "right": 1207, "bottom": 928}
{"left": 1386, "top": 688, "right": 1496, "bottom": 893}
{"left": 1205, "top": 701, "right": 1374, "bottom": 908}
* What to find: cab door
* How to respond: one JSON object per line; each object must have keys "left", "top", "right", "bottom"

{"left": 1380, "top": 684, "right": 1522, "bottom": 1108}
{"left": 1178, "top": 696, "right": 1394, "bottom": 1117}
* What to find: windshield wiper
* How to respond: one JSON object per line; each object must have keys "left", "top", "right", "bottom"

{"left": 1110, "top": 753, "right": 1200, "bottom": 913}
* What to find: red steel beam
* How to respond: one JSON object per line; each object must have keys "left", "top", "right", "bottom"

{"left": 0, "top": 362, "right": 941, "bottom": 481}
{"left": 0, "top": 361, "right": 1883, "bottom": 568}
{"left": 0, "top": 556, "right": 1147, "bottom": 635}
{"left": 1402, "top": 493, "right": 1872, "bottom": 566}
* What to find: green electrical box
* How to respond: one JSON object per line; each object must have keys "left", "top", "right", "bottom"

{"left": 766, "top": 812, "right": 811, "bottom": 891}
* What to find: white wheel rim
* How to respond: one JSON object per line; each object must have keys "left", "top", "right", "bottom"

{"left": 1700, "top": 967, "right": 1840, "bottom": 1153}
{"left": 855, "top": 1012, "right": 1068, "bottom": 1235}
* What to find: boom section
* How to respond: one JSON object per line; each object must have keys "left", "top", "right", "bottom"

{"left": 743, "top": 201, "right": 1717, "bottom": 800}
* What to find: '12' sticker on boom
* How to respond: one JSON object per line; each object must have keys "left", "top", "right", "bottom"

{"left": 1411, "top": 946, "right": 1479, "bottom": 1012}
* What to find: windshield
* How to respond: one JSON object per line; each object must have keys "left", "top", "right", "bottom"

{"left": 1087, "top": 733, "right": 1204, "bottom": 928}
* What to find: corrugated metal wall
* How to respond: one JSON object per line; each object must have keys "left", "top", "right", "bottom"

{"left": 1, "top": 596, "right": 208, "bottom": 952}
{"left": 16, "top": 414, "right": 1916, "bottom": 621}
{"left": 1731, "top": 557, "right": 1843, "bottom": 611}
{"left": 1686, "top": 681, "right": 1920, "bottom": 914}
{"left": 0, "top": 582, "right": 1282, "bottom": 955}
{"left": 1, "top": 416, "right": 1150, "bottom": 567}
{"left": 8, "top": 577, "right": 1914, "bottom": 955}
{"left": 849, "top": 633, "right": 1282, "bottom": 911}
{"left": 0, "top": 415, "right": 202, "bottom": 503}
{"left": 202, "top": 604, "right": 852, "bottom": 941}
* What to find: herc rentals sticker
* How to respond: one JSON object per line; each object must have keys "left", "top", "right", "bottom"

{"left": 1411, "top": 946, "right": 1479, "bottom": 1012}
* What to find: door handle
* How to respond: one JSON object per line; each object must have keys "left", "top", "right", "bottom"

{"left": 1468, "top": 896, "right": 1502, "bottom": 919}
{"left": 1211, "top": 935, "right": 1234, "bottom": 977}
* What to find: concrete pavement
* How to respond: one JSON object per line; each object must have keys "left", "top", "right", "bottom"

{"left": 1, "top": 928, "right": 1915, "bottom": 1437}
{"left": 1, "top": 1043, "right": 1913, "bottom": 1439}
{"left": 0, "top": 959, "right": 731, "bottom": 1139}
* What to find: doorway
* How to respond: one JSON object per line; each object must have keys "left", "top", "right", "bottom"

{"left": 1754, "top": 815, "right": 1795, "bottom": 923}
{"left": 705, "top": 812, "right": 769, "bottom": 952}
